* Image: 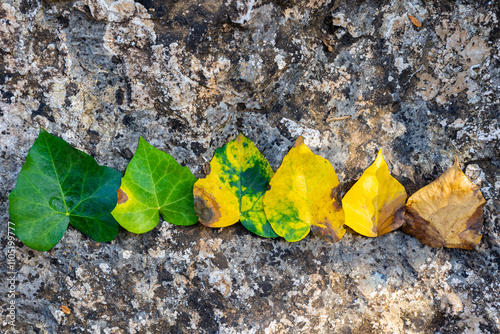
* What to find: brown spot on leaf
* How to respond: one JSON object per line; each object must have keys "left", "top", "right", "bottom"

{"left": 194, "top": 196, "right": 214, "bottom": 222}
{"left": 193, "top": 187, "right": 222, "bottom": 227}
{"left": 373, "top": 193, "right": 406, "bottom": 236}
{"left": 401, "top": 210, "right": 446, "bottom": 247}
{"left": 117, "top": 188, "right": 128, "bottom": 204}
{"left": 203, "top": 162, "right": 211, "bottom": 175}
{"left": 311, "top": 219, "right": 343, "bottom": 243}
{"left": 330, "top": 185, "right": 343, "bottom": 210}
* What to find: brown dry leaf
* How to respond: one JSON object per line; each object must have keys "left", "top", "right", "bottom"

{"left": 60, "top": 305, "right": 71, "bottom": 314}
{"left": 407, "top": 14, "right": 422, "bottom": 28}
{"left": 401, "top": 159, "right": 486, "bottom": 250}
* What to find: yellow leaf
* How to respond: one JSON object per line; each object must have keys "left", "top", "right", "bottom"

{"left": 193, "top": 134, "right": 277, "bottom": 237}
{"left": 263, "top": 137, "right": 345, "bottom": 242}
{"left": 342, "top": 149, "right": 407, "bottom": 237}
{"left": 402, "top": 159, "right": 486, "bottom": 250}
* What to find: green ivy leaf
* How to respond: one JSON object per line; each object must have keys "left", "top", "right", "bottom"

{"left": 8, "top": 129, "right": 122, "bottom": 251}
{"left": 193, "top": 134, "right": 278, "bottom": 238}
{"left": 111, "top": 137, "right": 198, "bottom": 233}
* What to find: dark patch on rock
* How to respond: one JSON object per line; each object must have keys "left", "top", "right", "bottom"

{"left": 117, "top": 147, "right": 133, "bottom": 160}
{"left": 212, "top": 251, "right": 229, "bottom": 269}
{"left": 368, "top": 86, "right": 396, "bottom": 106}
{"left": 324, "top": 13, "right": 339, "bottom": 35}
{"left": 0, "top": 71, "right": 15, "bottom": 85}
{"left": 32, "top": 101, "right": 55, "bottom": 122}
{"left": 125, "top": 80, "right": 133, "bottom": 105}
{"left": 115, "top": 87, "right": 125, "bottom": 105}
{"left": 134, "top": 0, "right": 168, "bottom": 18}
{"left": 271, "top": 0, "right": 300, "bottom": 9}
{"left": 190, "top": 141, "right": 206, "bottom": 155}
{"left": 19, "top": 0, "right": 39, "bottom": 15}
{"left": 186, "top": 287, "right": 220, "bottom": 332}
{"left": 169, "top": 118, "right": 187, "bottom": 132}
{"left": 122, "top": 114, "right": 135, "bottom": 127}
{"left": 87, "top": 129, "right": 100, "bottom": 145}
{"left": 490, "top": 24, "right": 500, "bottom": 42}
{"left": 259, "top": 281, "right": 273, "bottom": 297}
{"left": 66, "top": 82, "right": 79, "bottom": 97}
{"left": 57, "top": 14, "right": 70, "bottom": 28}
{"left": 158, "top": 31, "right": 184, "bottom": 47}
{"left": 2, "top": 90, "right": 14, "bottom": 103}
{"left": 339, "top": 29, "right": 355, "bottom": 46}
{"left": 184, "top": 21, "right": 209, "bottom": 54}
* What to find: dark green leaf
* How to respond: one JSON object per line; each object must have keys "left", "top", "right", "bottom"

{"left": 9, "top": 129, "right": 122, "bottom": 251}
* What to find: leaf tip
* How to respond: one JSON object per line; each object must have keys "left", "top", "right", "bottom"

{"left": 376, "top": 148, "right": 384, "bottom": 160}
{"left": 373, "top": 148, "right": 387, "bottom": 168}
{"left": 236, "top": 133, "right": 246, "bottom": 142}
{"left": 138, "top": 136, "right": 148, "bottom": 146}
{"left": 294, "top": 136, "right": 305, "bottom": 147}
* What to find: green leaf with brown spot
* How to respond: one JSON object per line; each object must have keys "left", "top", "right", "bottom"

{"left": 112, "top": 137, "right": 198, "bottom": 233}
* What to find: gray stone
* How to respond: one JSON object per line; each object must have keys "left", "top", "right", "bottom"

{"left": 1, "top": 0, "right": 499, "bottom": 332}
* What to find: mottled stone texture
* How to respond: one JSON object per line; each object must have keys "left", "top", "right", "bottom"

{"left": 1, "top": 0, "right": 499, "bottom": 332}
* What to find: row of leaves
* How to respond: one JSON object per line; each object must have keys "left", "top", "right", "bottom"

{"left": 9, "top": 129, "right": 486, "bottom": 251}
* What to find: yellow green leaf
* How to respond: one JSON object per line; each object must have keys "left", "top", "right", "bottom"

{"left": 263, "top": 137, "right": 345, "bottom": 242}
{"left": 193, "top": 134, "right": 278, "bottom": 238}
{"left": 402, "top": 159, "right": 485, "bottom": 249}
{"left": 111, "top": 137, "right": 198, "bottom": 234}
{"left": 342, "top": 149, "right": 407, "bottom": 237}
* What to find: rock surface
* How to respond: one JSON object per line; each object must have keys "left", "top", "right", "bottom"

{"left": 1, "top": 0, "right": 499, "bottom": 332}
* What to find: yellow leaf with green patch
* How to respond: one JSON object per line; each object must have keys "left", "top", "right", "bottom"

{"left": 342, "top": 149, "right": 407, "bottom": 237}
{"left": 194, "top": 134, "right": 278, "bottom": 238}
{"left": 263, "top": 137, "right": 345, "bottom": 242}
